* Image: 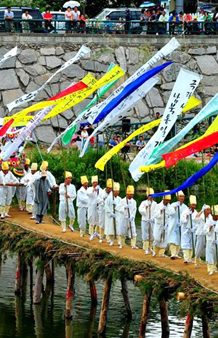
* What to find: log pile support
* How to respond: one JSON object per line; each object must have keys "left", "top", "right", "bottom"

{"left": 159, "top": 297, "right": 170, "bottom": 338}
{"left": 65, "top": 263, "right": 75, "bottom": 319}
{"left": 33, "top": 260, "right": 45, "bottom": 304}
{"left": 183, "top": 312, "right": 194, "bottom": 338}
{"left": 121, "top": 277, "right": 132, "bottom": 320}
{"left": 89, "top": 278, "right": 97, "bottom": 307}
{"left": 139, "top": 289, "right": 152, "bottom": 338}
{"left": 98, "top": 275, "right": 112, "bottom": 336}
{"left": 202, "top": 311, "right": 210, "bottom": 338}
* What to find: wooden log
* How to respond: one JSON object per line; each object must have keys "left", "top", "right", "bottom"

{"left": 98, "top": 275, "right": 112, "bottom": 336}
{"left": 89, "top": 279, "right": 97, "bottom": 306}
{"left": 0, "top": 252, "right": 2, "bottom": 276}
{"left": 121, "top": 277, "right": 132, "bottom": 319}
{"left": 29, "top": 260, "right": 33, "bottom": 304}
{"left": 65, "top": 263, "right": 75, "bottom": 319}
{"left": 183, "top": 313, "right": 194, "bottom": 338}
{"left": 159, "top": 298, "right": 170, "bottom": 338}
{"left": 45, "top": 262, "right": 54, "bottom": 284}
{"left": 33, "top": 262, "right": 45, "bottom": 304}
{"left": 139, "top": 290, "right": 152, "bottom": 338}
{"left": 202, "top": 312, "right": 210, "bottom": 338}
{"left": 15, "top": 253, "right": 22, "bottom": 295}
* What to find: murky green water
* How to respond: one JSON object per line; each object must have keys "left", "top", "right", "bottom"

{"left": 1, "top": 256, "right": 218, "bottom": 338}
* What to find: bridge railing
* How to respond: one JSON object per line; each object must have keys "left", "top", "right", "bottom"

{"left": 1, "top": 18, "right": 218, "bottom": 35}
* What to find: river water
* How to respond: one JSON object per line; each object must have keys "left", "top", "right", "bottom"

{"left": 1, "top": 256, "right": 218, "bottom": 338}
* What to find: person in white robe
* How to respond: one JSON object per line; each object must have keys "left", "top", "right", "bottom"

{"left": 180, "top": 195, "right": 198, "bottom": 263}
{"left": 21, "top": 162, "right": 38, "bottom": 214}
{"left": 76, "top": 176, "right": 89, "bottom": 237}
{"left": 204, "top": 205, "right": 217, "bottom": 275}
{"left": 87, "top": 175, "right": 102, "bottom": 240}
{"left": 153, "top": 191, "right": 175, "bottom": 257}
{"left": 59, "top": 171, "right": 77, "bottom": 233}
{"left": 31, "top": 161, "right": 57, "bottom": 188}
{"left": 97, "top": 178, "right": 113, "bottom": 243}
{"left": 139, "top": 187, "right": 157, "bottom": 254}
{"left": 168, "top": 190, "right": 187, "bottom": 259}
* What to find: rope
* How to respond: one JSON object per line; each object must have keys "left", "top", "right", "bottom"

{"left": 33, "top": 131, "right": 44, "bottom": 161}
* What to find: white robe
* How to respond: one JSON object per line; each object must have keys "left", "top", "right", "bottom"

{"left": 104, "top": 195, "right": 122, "bottom": 236}
{"left": 180, "top": 208, "right": 198, "bottom": 250}
{"left": 204, "top": 219, "right": 216, "bottom": 265}
{"left": 194, "top": 213, "right": 212, "bottom": 258}
{"left": 0, "top": 171, "right": 19, "bottom": 206}
{"left": 153, "top": 201, "right": 175, "bottom": 248}
{"left": 87, "top": 186, "right": 102, "bottom": 226}
{"left": 120, "top": 197, "right": 137, "bottom": 238}
{"left": 139, "top": 199, "right": 157, "bottom": 241}
{"left": 21, "top": 172, "right": 34, "bottom": 205}
{"left": 96, "top": 188, "right": 110, "bottom": 229}
{"left": 59, "top": 183, "right": 76, "bottom": 221}
{"left": 168, "top": 202, "right": 187, "bottom": 246}
{"left": 76, "top": 186, "right": 89, "bottom": 230}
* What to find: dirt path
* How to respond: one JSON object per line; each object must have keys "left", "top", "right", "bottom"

{"left": 4, "top": 208, "right": 218, "bottom": 294}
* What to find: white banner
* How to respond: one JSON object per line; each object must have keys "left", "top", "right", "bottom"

{"left": 0, "top": 46, "right": 18, "bottom": 68}
{"left": 79, "top": 76, "right": 159, "bottom": 157}
{"left": 86, "top": 38, "right": 180, "bottom": 125}
{"left": 129, "top": 69, "right": 202, "bottom": 181}
{"left": 7, "top": 45, "right": 91, "bottom": 112}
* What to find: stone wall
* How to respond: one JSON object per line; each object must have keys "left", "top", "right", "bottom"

{"left": 0, "top": 35, "right": 217, "bottom": 144}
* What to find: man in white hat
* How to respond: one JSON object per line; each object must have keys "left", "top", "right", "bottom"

{"left": 121, "top": 185, "right": 138, "bottom": 249}
{"left": 180, "top": 195, "right": 198, "bottom": 264}
{"left": 97, "top": 178, "right": 113, "bottom": 243}
{"left": 59, "top": 171, "right": 76, "bottom": 233}
{"left": 0, "top": 161, "right": 19, "bottom": 218}
{"left": 76, "top": 176, "right": 89, "bottom": 237}
{"left": 21, "top": 163, "right": 38, "bottom": 215}
{"left": 139, "top": 187, "right": 157, "bottom": 254}
{"left": 153, "top": 191, "right": 175, "bottom": 257}
{"left": 87, "top": 175, "right": 102, "bottom": 240}
{"left": 33, "top": 170, "right": 51, "bottom": 224}
{"left": 104, "top": 182, "right": 122, "bottom": 247}
{"left": 204, "top": 205, "right": 218, "bottom": 275}
{"left": 194, "top": 204, "right": 212, "bottom": 268}
{"left": 168, "top": 190, "right": 187, "bottom": 259}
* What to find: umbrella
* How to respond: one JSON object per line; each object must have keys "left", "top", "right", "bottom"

{"left": 63, "top": 1, "right": 80, "bottom": 8}
{"left": 140, "top": 2, "right": 156, "bottom": 8}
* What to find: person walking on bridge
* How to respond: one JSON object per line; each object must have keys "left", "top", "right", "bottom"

{"left": 87, "top": 176, "right": 102, "bottom": 240}
{"left": 21, "top": 162, "right": 38, "bottom": 215}
{"left": 0, "top": 161, "right": 18, "bottom": 219}
{"left": 139, "top": 187, "right": 157, "bottom": 255}
{"left": 59, "top": 171, "right": 76, "bottom": 233}
{"left": 34, "top": 171, "right": 51, "bottom": 224}
{"left": 97, "top": 178, "right": 113, "bottom": 243}
{"left": 204, "top": 206, "right": 217, "bottom": 275}
{"left": 76, "top": 176, "right": 89, "bottom": 237}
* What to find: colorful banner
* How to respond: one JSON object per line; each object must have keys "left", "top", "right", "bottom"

{"left": 0, "top": 46, "right": 17, "bottom": 68}
{"left": 47, "top": 63, "right": 121, "bottom": 151}
{"left": 7, "top": 45, "right": 91, "bottom": 112}
{"left": 85, "top": 38, "right": 180, "bottom": 125}
{"left": 163, "top": 131, "right": 218, "bottom": 167}
{"left": 129, "top": 69, "right": 202, "bottom": 181}
{"left": 150, "top": 150, "right": 218, "bottom": 198}
{"left": 95, "top": 96, "right": 201, "bottom": 171}
{"left": 143, "top": 93, "right": 218, "bottom": 169}
{"left": 80, "top": 76, "right": 160, "bottom": 157}
{"left": 0, "top": 119, "right": 14, "bottom": 137}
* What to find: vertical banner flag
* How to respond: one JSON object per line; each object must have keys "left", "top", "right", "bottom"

{"left": 80, "top": 76, "right": 160, "bottom": 157}
{"left": 129, "top": 69, "right": 202, "bottom": 181}
{"left": 7, "top": 45, "right": 91, "bottom": 112}
{"left": 0, "top": 46, "right": 18, "bottom": 68}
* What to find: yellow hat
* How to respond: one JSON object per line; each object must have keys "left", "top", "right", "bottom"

{"left": 40, "top": 162, "right": 47, "bottom": 171}
{"left": 25, "top": 158, "right": 30, "bottom": 165}
{"left": 177, "top": 190, "right": 184, "bottom": 197}
{"left": 31, "top": 163, "right": 37, "bottom": 171}
{"left": 164, "top": 190, "right": 171, "bottom": 200}
{"left": 92, "top": 175, "right": 98, "bottom": 183}
{"left": 65, "top": 171, "right": 72, "bottom": 179}
{"left": 113, "top": 182, "right": 120, "bottom": 191}
{"left": 212, "top": 205, "right": 218, "bottom": 216}
{"left": 42, "top": 160, "right": 48, "bottom": 168}
{"left": 189, "top": 195, "right": 197, "bottom": 204}
{"left": 81, "top": 176, "right": 88, "bottom": 185}
{"left": 146, "top": 187, "right": 154, "bottom": 195}
{"left": 2, "top": 162, "right": 9, "bottom": 171}
{"left": 127, "top": 185, "right": 134, "bottom": 194}
{"left": 106, "top": 178, "right": 113, "bottom": 188}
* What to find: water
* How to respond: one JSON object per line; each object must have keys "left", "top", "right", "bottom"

{"left": 0, "top": 256, "right": 214, "bottom": 338}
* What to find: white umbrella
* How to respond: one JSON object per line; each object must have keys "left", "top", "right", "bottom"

{"left": 63, "top": 1, "right": 80, "bottom": 8}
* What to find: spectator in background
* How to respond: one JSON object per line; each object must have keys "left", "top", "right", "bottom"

{"left": 116, "top": 17, "right": 125, "bottom": 33}
{"left": 204, "top": 11, "right": 212, "bottom": 21}
{"left": 140, "top": 8, "right": 147, "bottom": 22}
{"left": 212, "top": 7, "right": 218, "bottom": 21}
{"left": 146, "top": 10, "right": 151, "bottom": 21}
{"left": 109, "top": 135, "right": 119, "bottom": 148}
{"left": 136, "top": 136, "right": 145, "bottom": 151}
{"left": 198, "top": 10, "right": 205, "bottom": 21}
{"left": 79, "top": 13, "right": 87, "bottom": 33}
{"left": 169, "top": 11, "right": 179, "bottom": 35}
{"left": 153, "top": 112, "right": 161, "bottom": 134}
{"left": 4, "top": 6, "right": 14, "bottom": 32}
{"left": 104, "top": 16, "right": 113, "bottom": 34}
{"left": 159, "top": 11, "right": 169, "bottom": 22}
{"left": 72, "top": 6, "right": 80, "bottom": 31}
{"left": 178, "top": 11, "right": 184, "bottom": 22}
{"left": 43, "top": 8, "right": 54, "bottom": 33}
{"left": 125, "top": 9, "right": 131, "bottom": 33}
{"left": 184, "top": 12, "right": 192, "bottom": 22}
{"left": 65, "top": 6, "right": 73, "bottom": 33}
{"left": 149, "top": 9, "right": 157, "bottom": 21}
{"left": 22, "top": 9, "right": 32, "bottom": 33}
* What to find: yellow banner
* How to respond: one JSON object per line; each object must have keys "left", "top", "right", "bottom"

{"left": 95, "top": 96, "right": 201, "bottom": 171}
{"left": 139, "top": 111, "right": 218, "bottom": 173}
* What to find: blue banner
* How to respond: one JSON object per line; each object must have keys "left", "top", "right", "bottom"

{"left": 93, "top": 62, "right": 173, "bottom": 124}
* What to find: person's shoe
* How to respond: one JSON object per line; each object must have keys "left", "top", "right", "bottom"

{"left": 30, "top": 216, "right": 36, "bottom": 219}
{"left": 109, "top": 241, "right": 114, "bottom": 246}
{"left": 175, "top": 255, "right": 181, "bottom": 259}
{"left": 215, "top": 270, "right": 218, "bottom": 273}
{"left": 170, "top": 255, "right": 176, "bottom": 260}
{"left": 119, "top": 245, "right": 123, "bottom": 249}
{"left": 145, "top": 250, "right": 149, "bottom": 255}
{"left": 160, "top": 254, "right": 168, "bottom": 258}
{"left": 69, "top": 225, "right": 74, "bottom": 232}
{"left": 4, "top": 213, "right": 11, "bottom": 218}
{"left": 184, "top": 260, "right": 188, "bottom": 264}
{"left": 1, "top": 214, "right": 4, "bottom": 219}
{"left": 209, "top": 271, "right": 214, "bottom": 276}
{"left": 80, "top": 233, "right": 84, "bottom": 238}
{"left": 152, "top": 253, "right": 156, "bottom": 257}
{"left": 36, "top": 221, "right": 40, "bottom": 224}
{"left": 62, "top": 229, "right": 66, "bottom": 233}
{"left": 90, "top": 234, "right": 94, "bottom": 241}
{"left": 99, "top": 238, "right": 103, "bottom": 244}
{"left": 195, "top": 264, "right": 199, "bottom": 269}
{"left": 131, "top": 245, "right": 139, "bottom": 249}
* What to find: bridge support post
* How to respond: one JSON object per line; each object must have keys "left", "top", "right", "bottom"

{"left": 202, "top": 312, "right": 210, "bottom": 338}
{"left": 183, "top": 313, "right": 194, "bottom": 338}
{"left": 45, "top": 262, "right": 54, "bottom": 284}
{"left": 121, "top": 277, "right": 132, "bottom": 319}
{"left": 98, "top": 275, "right": 112, "bottom": 336}
{"left": 139, "top": 289, "right": 152, "bottom": 338}
{"left": 89, "top": 278, "right": 97, "bottom": 306}
{"left": 65, "top": 263, "right": 75, "bottom": 319}
{"left": 159, "top": 297, "right": 170, "bottom": 338}
{"left": 33, "top": 260, "right": 45, "bottom": 304}
{"left": 15, "top": 253, "right": 27, "bottom": 295}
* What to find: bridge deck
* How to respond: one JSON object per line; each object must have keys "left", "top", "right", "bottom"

{"left": 4, "top": 208, "right": 218, "bottom": 295}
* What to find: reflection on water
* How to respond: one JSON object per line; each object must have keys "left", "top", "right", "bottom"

{"left": 0, "top": 256, "right": 217, "bottom": 337}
